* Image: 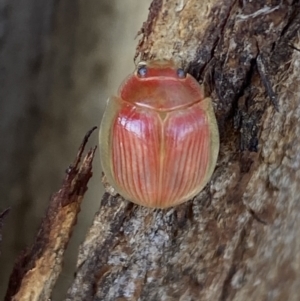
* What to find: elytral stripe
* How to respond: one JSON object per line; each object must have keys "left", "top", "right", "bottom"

{"left": 162, "top": 105, "right": 210, "bottom": 206}
{"left": 112, "top": 106, "right": 162, "bottom": 206}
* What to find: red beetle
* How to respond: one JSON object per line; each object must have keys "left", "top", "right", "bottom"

{"left": 99, "top": 60, "right": 219, "bottom": 208}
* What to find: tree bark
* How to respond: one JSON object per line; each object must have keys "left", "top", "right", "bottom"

{"left": 5, "top": 129, "right": 96, "bottom": 301}
{"left": 5, "top": 0, "right": 300, "bottom": 300}
{"left": 67, "top": 1, "right": 300, "bottom": 300}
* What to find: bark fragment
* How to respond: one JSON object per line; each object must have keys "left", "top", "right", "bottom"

{"left": 5, "top": 128, "right": 97, "bottom": 301}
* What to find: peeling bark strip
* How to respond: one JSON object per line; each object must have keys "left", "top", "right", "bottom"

{"left": 65, "top": 1, "right": 300, "bottom": 301}
{"left": 5, "top": 128, "right": 97, "bottom": 301}
{"left": 0, "top": 208, "right": 10, "bottom": 255}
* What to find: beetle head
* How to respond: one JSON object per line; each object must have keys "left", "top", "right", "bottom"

{"left": 118, "top": 60, "right": 204, "bottom": 112}
{"left": 136, "top": 60, "right": 187, "bottom": 79}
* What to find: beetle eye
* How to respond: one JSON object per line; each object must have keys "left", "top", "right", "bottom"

{"left": 177, "top": 68, "right": 186, "bottom": 78}
{"left": 137, "top": 65, "right": 147, "bottom": 78}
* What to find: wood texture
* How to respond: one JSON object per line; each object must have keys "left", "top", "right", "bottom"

{"left": 5, "top": 129, "right": 96, "bottom": 301}
{"left": 4, "top": 0, "right": 300, "bottom": 300}
{"left": 67, "top": 1, "right": 300, "bottom": 300}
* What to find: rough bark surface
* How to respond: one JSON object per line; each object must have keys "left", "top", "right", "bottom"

{"left": 4, "top": 0, "right": 300, "bottom": 300}
{"left": 66, "top": 1, "right": 300, "bottom": 300}
{"left": 5, "top": 129, "right": 96, "bottom": 301}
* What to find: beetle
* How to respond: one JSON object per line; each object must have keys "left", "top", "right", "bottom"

{"left": 99, "top": 60, "right": 219, "bottom": 208}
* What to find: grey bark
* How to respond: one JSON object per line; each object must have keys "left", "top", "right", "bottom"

{"left": 67, "top": 1, "right": 300, "bottom": 300}
{"left": 2, "top": 0, "right": 300, "bottom": 300}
